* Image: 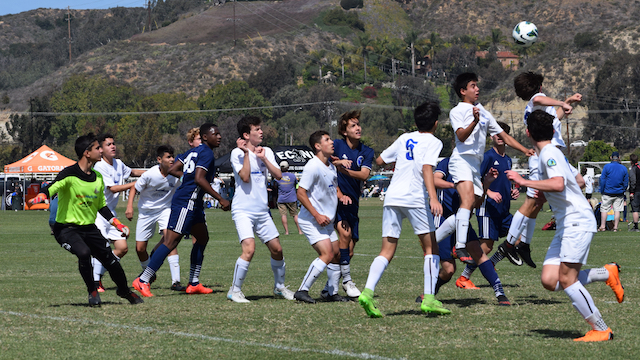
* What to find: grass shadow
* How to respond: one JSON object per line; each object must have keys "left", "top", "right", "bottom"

{"left": 49, "top": 301, "right": 123, "bottom": 307}
{"left": 515, "top": 295, "right": 564, "bottom": 305}
{"left": 441, "top": 297, "right": 488, "bottom": 308}
{"left": 530, "top": 329, "right": 582, "bottom": 339}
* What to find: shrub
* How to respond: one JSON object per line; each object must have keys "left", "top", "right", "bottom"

{"left": 362, "top": 86, "right": 377, "bottom": 98}
{"left": 340, "top": 0, "right": 364, "bottom": 10}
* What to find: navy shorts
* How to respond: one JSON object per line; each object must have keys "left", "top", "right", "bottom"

{"left": 167, "top": 203, "right": 206, "bottom": 235}
{"left": 336, "top": 201, "right": 360, "bottom": 241}
{"left": 439, "top": 219, "right": 479, "bottom": 262}
{"left": 477, "top": 212, "right": 513, "bottom": 241}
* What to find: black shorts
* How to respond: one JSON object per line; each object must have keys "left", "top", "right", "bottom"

{"left": 586, "top": 193, "right": 592, "bottom": 200}
{"left": 53, "top": 223, "right": 112, "bottom": 259}
{"left": 631, "top": 195, "right": 640, "bottom": 213}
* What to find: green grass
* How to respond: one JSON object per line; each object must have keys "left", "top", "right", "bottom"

{"left": 1, "top": 198, "right": 639, "bottom": 359}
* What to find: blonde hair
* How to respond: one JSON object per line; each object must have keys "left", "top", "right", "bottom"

{"left": 186, "top": 127, "right": 200, "bottom": 143}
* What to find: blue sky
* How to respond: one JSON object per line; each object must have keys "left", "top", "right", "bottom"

{"left": 1, "top": 0, "right": 144, "bottom": 16}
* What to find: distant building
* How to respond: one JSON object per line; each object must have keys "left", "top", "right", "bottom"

{"left": 476, "top": 51, "right": 519, "bottom": 70}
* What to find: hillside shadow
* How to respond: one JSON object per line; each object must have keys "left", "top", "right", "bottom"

{"left": 530, "top": 329, "right": 582, "bottom": 339}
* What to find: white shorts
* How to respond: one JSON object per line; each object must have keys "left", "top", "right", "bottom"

{"left": 601, "top": 194, "right": 624, "bottom": 213}
{"left": 298, "top": 216, "right": 338, "bottom": 245}
{"left": 232, "top": 211, "right": 279, "bottom": 244}
{"left": 526, "top": 155, "right": 540, "bottom": 198}
{"left": 382, "top": 206, "right": 435, "bottom": 238}
{"left": 136, "top": 208, "right": 171, "bottom": 242}
{"left": 543, "top": 231, "right": 593, "bottom": 265}
{"left": 96, "top": 212, "right": 126, "bottom": 241}
{"left": 449, "top": 153, "right": 483, "bottom": 197}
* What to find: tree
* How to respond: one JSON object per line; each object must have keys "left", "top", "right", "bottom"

{"left": 581, "top": 140, "right": 617, "bottom": 162}
{"left": 392, "top": 76, "right": 436, "bottom": 108}
{"left": 336, "top": 43, "right": 349, "bottom": 82}
{"left": 356, "top": 33, "right": 373, "bottom": 83}
{"left": 583, "top": 50, "right": 640, "bottom": 151}
{"left": 248, "top": 55, "right": 298, "bottom": 99}
{"left": 4, "top": 96, "right": 54, "bottom": 157}
{"left": 197, "top": 81, "right": 272, "bottom": 123}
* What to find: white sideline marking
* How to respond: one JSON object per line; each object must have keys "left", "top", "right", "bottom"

{"left": 1, "top": 310, "right": 404, "bottom": 360}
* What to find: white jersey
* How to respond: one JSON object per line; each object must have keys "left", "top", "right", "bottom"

{"left": 94, "top": 158, "right": 132, "bottom": 211}
{"left": 450, "top": 102, "right": 503, "bottom": 157}
{"left": 525, "top": 93, "right": 566, "bottom": 149}
{"left": 584, "top": 174, "right": 594, "bottom": 194}
{"left": 135, "top": 165, "right": 180, "bottom": 213}
{"left": 538, "top": 144, "right": 597, "bottom": 234}
{"left": 231, "top": 146, "right": 278, "bottom": 213}
{"left": 298, "top": 156, "right": 338, "bottom": 222}
{"left": 211, "top": 177, "right": 223, "bottom": 192}
{"left": 380, "top": 131, "right": 443, "bottom": 208}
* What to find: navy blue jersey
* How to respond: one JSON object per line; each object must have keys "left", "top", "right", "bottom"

{"left": 435, "top": 158, "right": 459, "bottom": 218}
{"left": 334, "top": 138, "right": 374, "bottom": 203}
{"left": 171, "top": 144, "right": 215, "bottom": 209}
{"left": 477, "top": 147, "right": 512, "bottom": 217}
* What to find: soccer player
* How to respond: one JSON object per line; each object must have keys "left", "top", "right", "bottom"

{"left": 358, "top": 100, "right": 448, "bottom": 317}
{"left": 30, "top": 133, "right": 142, "bottom": 306}
{"left": 133, "top": 123, "right": 230, "bottom": 297}
{"left": 448, "top": 73, "right": 533, "bottom": 263}
{"left": 92, "top": 134, "right": 146, "bottom": 292}
{"left": 126, "top": 145, "right": 185, "bottom": 291}
{"left": 325, "top": 109, "right": 374, "bottom": 299}
{"left": 457, "top": 121, "right": 523, "bottom": 288}
{"left": 506, "top": 110, "right": 623, "bottom": 342}
{"left": 422, "top": 156, "right": 511, "bottom": 305}
{"left": 293, "top": 130, "right": 351, "bottom": 304}
{"left": 275, "top": 161, "right": 302, "bottom": 235}
{"left": 499, "top": 72, "right": 583, "bottom": 266}
{"left": 227, "top": 116, "right": 295, "bottom": 303}
{"left": 210, "top": 173, "right": 224, "bottom": 208}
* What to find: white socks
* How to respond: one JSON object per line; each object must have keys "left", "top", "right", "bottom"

{"left": 271, "top": 258, "right": 286, "bottom": 290}
{"left": 507, "top": 211, "right": 527, "bottom": 245}
{"left": 424, "top": 255, "right": 439, "bottom": 295}
{"left": 232, "top": 258, "right": 250, "bottom": 292}
{"left": 455, "top": 208, "right": 470, "bottom": 248}
{"left": 364, "top": 256, "right": 389, "bottom": 292}
{"left": 436, "top": 215, "right": 457, "bottom": 242}
{"left": 326, "top": 264, "right": 341, "bottom": 295}
{"left": 167, "top": 254, "right": 181, "bottom": 284}
{"left": 299, "top": 258, "right": 327, "bottom": 292}
{"left": 564, "top": 281, "right": 607, "bottom": 331}
{"left": 522, "top": 217, "right": 536, "bottom": 244}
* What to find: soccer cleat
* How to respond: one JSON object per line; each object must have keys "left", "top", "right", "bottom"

{"left": 274, "top": 286, "right": 295, "bottom": 300}
{"left": 497, "top": 295, "right": 511, "bottom": 306}
{"left": 455, "top": 275, "right": 479, "bottom": 290}
{"left": 186, "top": 283, "right": 213, "bottom": 294}
{"left": 498, "top": 241, "right": 523, "bottom": 266}
{"left": 170, "top": 282, "right": 187, "bottom": 291}
{"left": 574, "top": 328, "right": 614, "bottom": 342}
{"left": 342, "top": 280, "right": 361, "bottom": 298}
{"left": 604, "top": 263, "right": 624, "bottom": 303}
{"left": 452, "top": 247, "right": 476, "bottom": 265}
{"left": 132, "top": 277, "right": 154, "bottom": 297}
{"left": 320, "top": 289, "right": 349, "bottom": 302}
{"left": 96, "top": 280, "right": 106, "bottom": 293}
{"left": 420, "top": 294, "right": 451, "bottom": 315}
{"left": 88, "top": 290, "right": 101, "bottom": 307}
{"left": 294, "top": 290, "right": 316, "bottom": 304}
{"left": 117, "top": 290, "right": 144, "bottom": 305}
{"left": 415, "top": 294, "right": 424, "bottom": 303}
{"left": 358, "top": 292, "right": 382, "bottom": 318}
{"left": 515, "top": 243, "right": 537, "bottom": 268}
{"left": 227, "top": 287, "right": 250, "bottom": 303}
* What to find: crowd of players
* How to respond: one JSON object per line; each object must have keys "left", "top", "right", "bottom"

{"left": 32, "top": 71, "right": 624, "bottom": 342}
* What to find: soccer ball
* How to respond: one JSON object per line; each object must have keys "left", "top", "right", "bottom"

{"left": 512, "top": 21, "right": 538, "bottom": 47}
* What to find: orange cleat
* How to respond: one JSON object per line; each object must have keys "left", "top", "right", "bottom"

{"left": 132, "top": 277, "right": 154, "bottom": 297}
{"left": 604, "top": 263, "right": 624, "bottom": 303}
{"left": 574, "top": 328, "right": 613, "bottom": 342}
{"left": 455, "top": 275, "right": 479, "bottom": 290}
{"left": 186, "top": 283, "right": 213, "bottom": 294}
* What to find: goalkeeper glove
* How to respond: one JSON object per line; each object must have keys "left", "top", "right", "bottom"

{"left": 29, "top": 193, "right": 48, "bottom": 204}
{"left": 109, "top": 218, "right": 130, "bottom": 238}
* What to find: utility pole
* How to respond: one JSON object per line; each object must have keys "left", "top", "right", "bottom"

{"left": 233, "top": 0, "right": 236, "bottom": 46}
{"left": 411, "top": 42, "right": 415, "bottom": 77}
{"left": 147, "top": 0, "right": 151, "bottom": 32}
{"left": 67, "top": 7, "right": 72, "bottom": 62}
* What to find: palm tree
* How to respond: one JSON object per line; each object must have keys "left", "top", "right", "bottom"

{"left": 336, "top": 43, "right": 349, "bottom": 82}
{"left": 384, "top": 41, "right": 403, "bottom": 82}
{"left": 404, "top": 30, "right": 418, "bottom": 77}
{"left": 356, "top": 33, "right": 373, "bottom": 83}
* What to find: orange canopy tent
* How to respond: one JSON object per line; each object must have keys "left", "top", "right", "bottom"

{"left": 4, "top": 145, "right": 75, "bottom": 210}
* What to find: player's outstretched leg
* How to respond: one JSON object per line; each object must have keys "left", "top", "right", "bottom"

{"left": 456, "top": 264, "right": 479, "bottom": 290}
{"left": 604, "top": 263, "right": 624, "bottom": 303}
{"left": 186, "top": 242, "right": 213, "bottom": 294}
{"left": 420, "top": 254, "right": 451, "bottom": 315}
{"left": 497, "top": 240, "right": 522, "bottom": 266}
{"left": 358, "top": 255, "right": 388, "bottom": 317}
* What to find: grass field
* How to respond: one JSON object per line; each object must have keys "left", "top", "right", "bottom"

{"left": 1, "top": 198, "right": 639, "bottom": 359}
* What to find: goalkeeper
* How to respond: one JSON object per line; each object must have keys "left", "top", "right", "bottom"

{"left": 31, "top": 133, "right": 143, "bottom": 307}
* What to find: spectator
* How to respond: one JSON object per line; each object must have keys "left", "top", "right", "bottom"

{"left": 582, "top": 167, "right": 594, "bottom": 200}
{"left": 598, "top": 152, "right": 629, "bottom": 232}
{"left": 275, "top": 161, "right": 302, "bottom": 235}
{"left": 629, "top": 154, "right": 640, "bottom": 231}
